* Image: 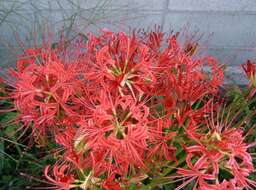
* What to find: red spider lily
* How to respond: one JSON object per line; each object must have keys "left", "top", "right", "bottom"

{"left": 72, "top": 93, "right": 149, "bottom": 175}
{"left": 176, "top": 105, "right": 255, "bottom": 190}
{"left": 85, "top": 32, "right": 156, "bottom": 99}
{"left": 242, "top": 59, "right": 256, "bottom": 97}
{"left": 147, "top": 118, "right": 177, "bottom": 162}
{"left": 1, "top": 29, "right": 233, "bottom": 189}
{"left": 145, "top": 31, "right": 164, "bottom": 52}
{"left": 147, "top": 35, "right": 224, "bottom": 128}
{"left": 44, "top": 165, "right": 75, "bottom": 190}
{"left": 8, "top": 48, "right": 82, "bottom": 138}
{"left": 176, "top": 153, "right": 216, "bottom": 190}
{"left": 242, "top": 60, "right": 256, "bottom": 80}
{"left": 197, "top": 179, "right": 244, "bottom": 190}
{"left": 102, "top": 173, "right": 124, "bottom": 190}
{"left": 55, "top": 126, "right": 76, "bottom": 151}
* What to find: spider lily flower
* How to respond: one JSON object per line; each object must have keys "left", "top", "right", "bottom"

{"left": 242, "top": 60, "right": 256, "bottom": 96}
{"left": 102, "top": 173, "right": 124, "bottom": 190}
{"left": 44, "top": 165, "right": 75, "bottom": 190}
{"left": 1, "top": 30, "right": 231, "bottom": 189}
{"left": 8, "top": 47, "right": 82, "bottom": 139}
{"left": 176, "top": 105, "right": 256, "bottom": 190}
{"left": 72, "top": 93, "right": 149, "bottom": 176}
{"left": 86, "top": 32, "right": 156, "bottom": 99}
{"left": 242, "top": 60, "right": 256, "bottom": 81}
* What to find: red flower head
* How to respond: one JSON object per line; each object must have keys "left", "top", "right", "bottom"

{"left": 1, "top": 29, "right": 230, "bottom": 189}
{"left": 85, "top": 31, "right": 156, "bottom": 99}
{"left": 8, "top": 46, "right": 82, "bottom": 138}
{"left": 242, "top": 59, "right": 256, "bottom": 96}
{"left": 175, "top": 106, "right": 256, "bottom": 190}
{"left": 44, "top": 165, "right": 75, "bottom": 190}
{"left": 242, "top": 59, "right": 256, "bottom": 80}
{"left": 102, "top": 173, "right": 124, "bottom": 190}
{"left": 73, "top": 92, "right": 149, "bottom": 176}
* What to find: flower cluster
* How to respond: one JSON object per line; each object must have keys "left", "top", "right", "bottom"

{"left": 175, "top": 108, "right": 256, "bottom": 190}
{"left": 2, "top": 30, "right": 255, "bottom": 190}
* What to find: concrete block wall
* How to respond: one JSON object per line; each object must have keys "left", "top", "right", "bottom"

{"left": 1, "top": 0, "right": 256, "bottom": 84}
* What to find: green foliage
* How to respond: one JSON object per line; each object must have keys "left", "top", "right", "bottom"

{"left": 0, "top": 111, "right": 56, "bottom": 189}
